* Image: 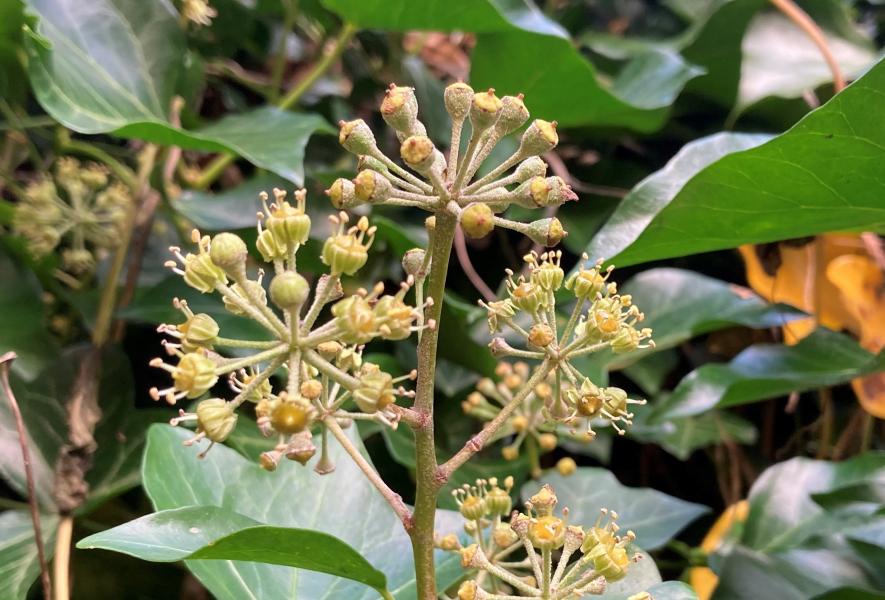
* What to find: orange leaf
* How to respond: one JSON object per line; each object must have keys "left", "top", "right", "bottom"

{"left": 689, "top": 500, "right": 749, "bottom": 600}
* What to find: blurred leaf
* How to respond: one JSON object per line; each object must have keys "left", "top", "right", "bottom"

{"left": 630, "top": 410, "right": 757, "bottom": 461}
{"left": 606, "top": 268, "right": 805, "bottom": 370}
{"left": 171, "top": 174, "right": 287, "bottom": 231}
{"left": 531, "top": 468, "right": 708, "bottom": 550}
{"left": 642, "top": 581, "right": 700, "bottom": 600}
{"left": 78, "top": 506, "right": 389, "bottom": 595}
{"left": 0, "top": 248, "right": 59, "bottom": 380}
{"left": 650, "top": 328, "right": 884, "bottom": 421}
{"left": 23, "top": 0, "right": 184, "bottom": 134}
{"left": 141, "top": 425, "right": 464, "bottom": 599}
{"left": 622, "top": 350, "right": 679, "bottom": 395}
{"left": 22, "top": 0, "right": 331, "bottom": 184}
{"left": 737, "top": 13, "right": 875, "bottom": 111}
{"left": 812, "top": 589, "right": 885, "bottom": 600}
{"left": 323, "top": 0, "right": 701, "bottom": 130}
{"left": 587, "top": 59, "right": 885, "bottom": 266}
{"left": 741, "top": 453, "right": 885, "bottom": 552}
{"left": 0, "top": 0, "right": 26, "bottom": 103}
{"left": 0, "top": 510, "right": 58, "bottom": 600}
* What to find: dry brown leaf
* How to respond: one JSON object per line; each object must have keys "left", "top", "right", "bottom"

{"left": 403, "top": 32, "right": 473, "bottom": 81}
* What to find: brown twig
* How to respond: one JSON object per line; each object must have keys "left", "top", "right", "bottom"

{"left": 0, "top": 352, "right": 52, "bottom": 599}
{"left": 769, "top": 0, "right": 846, "bottom": 92}
{"left": 454, "top": 226, "right": 495, "bottom": 302}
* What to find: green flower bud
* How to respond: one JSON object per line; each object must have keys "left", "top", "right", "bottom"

{"left": 444, "top": 82, "right": 474, "bottom": 121}
{"left": 459, "top": 494, "right": 487, "bottom": 520}
{"left": 173, "top": 352, "right": 218, "bottom": 399}
{"left": 470, "top": 88, "right": 503, "bottom": 131}
{"left": 380, "top": 84, "right": 420, "bottom": 134}
{"left": 400, "top": 135, "right": 436, "bottom": 171}
{"left": 353, "top": 169, "right": 393, "bottom": 203}
{"left": 179, "top": 312, "right": 219, "bottom": 352}
{"left": 494, "top": 94, "right": 529, "bottom": 136}
{"left": 256, "top": 228, "right": 287, "bottom": 262}
{"left": 183, "top": 237, "right": 227, "bottom": 293}
{"left": 401, "top": 247, "right": 427, "bottom": 277}
{"left": 196, "top": 398, "right": 237, "bottom": 442}
{"left": 322, "top": 215, "right": 375, "bottom": 276}
{"left": 269, "top": 271, "right": 310, "bottom": 310}
{"left": 460, "top": 203, "right": 495, "bottom": 239}
{"left": 515, "top": 156, "right": 548, "bottom": 183}
{"left": 338, "top": 119, "right": 377, "bottom": 155}
{"left": 353, "top": 364, "right": 395, "bottom": 413}
{"left": 518, "top": 119, "right": 559, "bottom": 156}
{"left": 209, "top": 232, "right": 248, "bottom": 277}
{"left": 222, "top": 280, "right": 267, "bottom": 315}
{"left": 331, "top": 296, "right": 378, "bottom": 344}
{"left": 265, "top": 189, "right": 311, "bottom": 249}
{"left": 270, "top": 396, "right": 315, "bottom": 434}
{"left": 526, "top": 217, "right": 567, "bottom": 248}
{"left": 327, "top": 178, "right": 360, "bottom": 209}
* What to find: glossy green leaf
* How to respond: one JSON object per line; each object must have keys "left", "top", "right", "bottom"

{"left": 651, "top": 328, "right": 884, "bottom": 422}
{"left": 0, "top": 249, "right": 59, "bottom": 380}
{"left": 23, "top": 0, "right": 184, "bottom": 134}
{"left": 0, "top": 0, "right": 26, "bottom": 102}
{"left": 605, "top": 268, "right": 804, "bottom": 370}
{"left": 78, "top": 506, "right": 388, "bottom": 594}
{"left": 587, "top": 59, "right": 885, "bottom": 266}
{"left": 142, "top": 425, "right": 463, "bottom": 599}
{"left": 597, "top": 549, "right": 662, "bottom": 599}
{"left": 22, "top": 0, "right": 331, "bottom": 184}
{"left": 630, "top": 410, "right": 757, "bottom": 461}
{"left": 737, "top": 13, "right": 875, "bottom": 111}
{"left": 622, "top": 350, "right": 679, "bottom": 395}
{"left": 322, "top": 0, "right": 701, "bottom": 130}
{"left": 531, "top": 468, "right": 708, "bottom": 550}
{"left": 0, "top": 510, "right": 58, "bottom": 600}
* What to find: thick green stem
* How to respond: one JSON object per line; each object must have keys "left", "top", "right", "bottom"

{"left": 409, "top": 211, "right": 457, "bottom": 600}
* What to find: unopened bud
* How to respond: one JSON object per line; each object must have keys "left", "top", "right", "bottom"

{"left": 209, "top": 233, "right": 248, "bottom": 277}
{"left": 401, "top": 248, "right": 427, "bottom": 277}
{"left": 269, "top": 271, "right": 310, "bottom": 309}
{"left": 527, "top": 217, "right": 566, "bottom": 247}
{"left": 518, "top": 119, "right": 558, "bottom": 156}
{"left": 470, "top": 89, "right": 503, "bottom": 131}
{"left": 515, "top": 156, "right": 548, "bottom": 182}
{"left": 380, "top": 85, "right": 420, "bottom": 134}
{"left": 494, "top": 94, "right": 529, "bottom": 136}
{"left": 538, "top": 433, "right": 558, "bottom": 452}
{"left": 460, "top": 203, "right": 495, "bottom": 239}
{"left": 338, "top": 119, "right": 377, "bottom": 155}
{"left": 556, "top": 457, "right": 577, "bottom": 476}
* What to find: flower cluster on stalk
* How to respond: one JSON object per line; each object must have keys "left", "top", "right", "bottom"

{"left": 12, "top": 157, "right": 131, "bottom": 280}
{"left": 438, "top": 480, "right": 641, "bottom": 598}
{"left": 151, "top": 189, "right": 428, "bottom": 468}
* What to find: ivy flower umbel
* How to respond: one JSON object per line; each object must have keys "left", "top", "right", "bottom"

{"left": 327, "top": 83, "right": 574, "bottom": 247}
{"left": 439, "top": 481, "right": 640, "bottom": 598}
{"left": 151, "top": 188, "right": 431, "bottom": 464}
{"left": 478, "top": 252, "right": 652, "bottom": 440}
{"left": 12, "top": 157, "right": 131, "bottom": 280}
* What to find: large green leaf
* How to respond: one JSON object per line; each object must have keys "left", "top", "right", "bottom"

{"left": 630, "top": 410, "right": 758, "bottom": 461}
{"left": 0, "top": 249, "right": 59, "bottom": 380}
{"left": 22, "top": 0, "right": 331, "bottom": 184}
{"left": 737, "top": 13, "right": 875, "bottom": 111}
{"left": 142, "top": 425, "right": 463, "bottom": 599}
{"left": 78, "top": 506, "right": 388, "bottom": 595}
{"left": 586, "top": 59, "right": 885, "bottom": 266}
{"left": 0, "top": 510, "right": 58, "bottom": 600}
{"left": 710, "top": 454, "right": 885, "bottom": 599}
{"left": 322, "top": 0, "right": 702, "bottom": 131}
{"left": 530, "top": 468, "right": 708, "bottom": 550}
{"left": 650, "top": 328, "right": 884, "bottom": 422}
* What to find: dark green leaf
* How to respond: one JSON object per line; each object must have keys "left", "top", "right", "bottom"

{"left": 0, "top": 248, "right": 59, "bottom": 380}
{"left": 630, "top": 410, "right": 757, "bottom": 461}
{"left": 622, "top": 350, "right": 679, "bottom": 395}
{"left": 650, "top": 329, "right": 884, "bottom": 421}
{"left": 588, "top": 59, "right": 885, "bottom": 266}
{"left": 0, "top": 510, "right": 57, "bottom": 600}
{"left": 323, "top": 0, "right": 701, "bottom": 130}
{"left": 531, "top": 468, "right": 708, "bottom": 550}
{"left": 78, "top": 506, "right": 388, "bottom": 594}
{"left": 141, "top": 425, "right": 463, "bottom": 599}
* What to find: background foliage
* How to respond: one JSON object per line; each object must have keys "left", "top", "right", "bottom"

{"left": 0, "top": 0, "right": 884, "bottom": 598}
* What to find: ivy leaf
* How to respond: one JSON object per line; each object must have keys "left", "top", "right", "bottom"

{"left": 22, "top": 0, "right": 332, "bottom": 184}
{"left": 650, "top": 328, "right": 885, "bottom": 422}
{"left": 0, "top": 510, "right": 58, "bottom": 600}
{"left": 0, "top": 249, "right": 59, "bottom": 381}
{"left": 586, "top": 59, "right": 885, "bottom": 267}
{"left": 77, "top": 506, "right": 389, "bottom": 596}
{"left": 630, "top": 410, "right": 757, "bottom": 461}
{"left": 141, "top": 425, "right": 463, "bottom": 599}
{"left": 321, "top": 0, "right": 702, "bottom": 130}
{"left": 530, "top": 468, "right": 708, "bottom": 550}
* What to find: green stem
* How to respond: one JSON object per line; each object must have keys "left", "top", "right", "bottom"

{"left": 268, "top": 0, "right": 299, "bottom": 104}
{"left": 192, "top": 22, "right": 356, "bottom": 189}
{"left": 409, "top": 211, "right": 457, "bottom": 600}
